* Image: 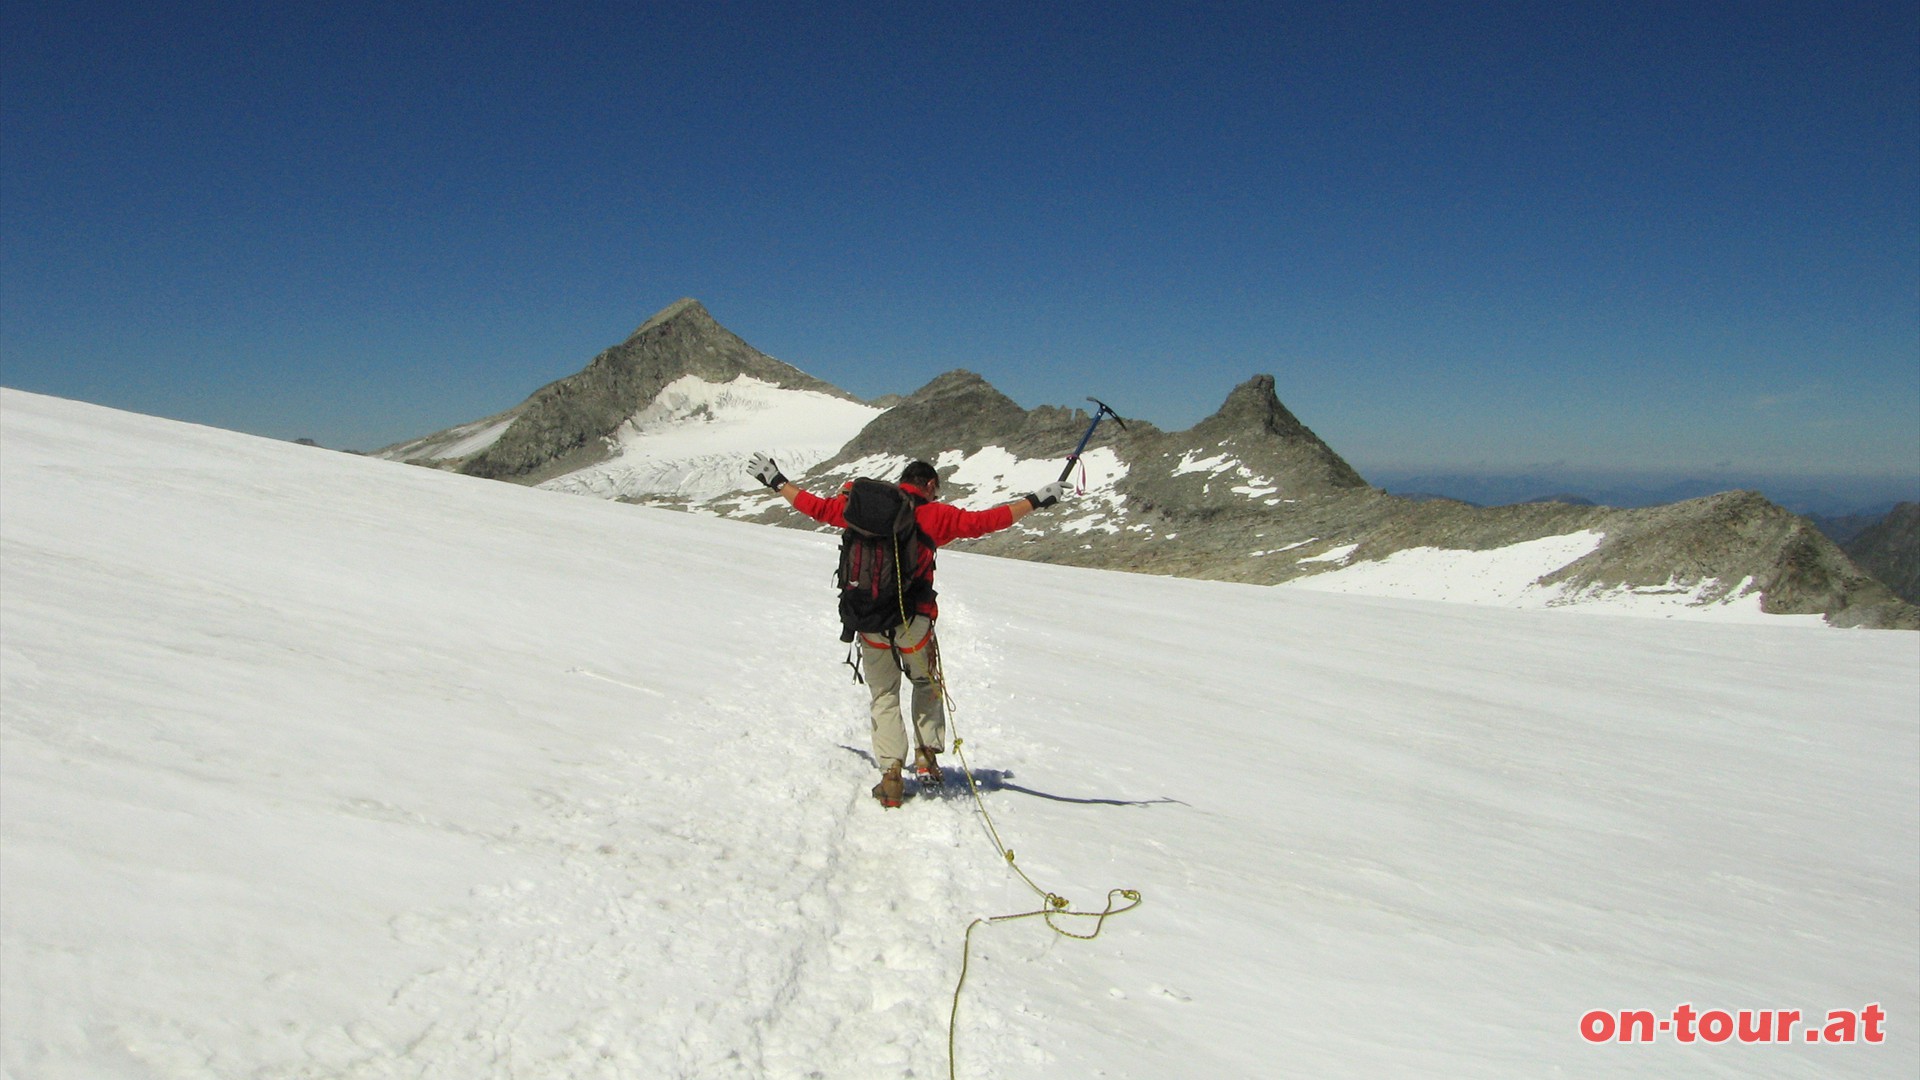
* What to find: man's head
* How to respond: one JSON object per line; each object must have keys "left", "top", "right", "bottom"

{"left": 899, "top": 460, "right": 940, "bottom": 498}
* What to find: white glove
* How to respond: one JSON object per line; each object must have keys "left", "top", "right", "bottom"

{"left": 1026, "top": 480, "right": 1069, "bottom": 509}
{"left": 748, "top": 452, "right": 788, "bottom": 490}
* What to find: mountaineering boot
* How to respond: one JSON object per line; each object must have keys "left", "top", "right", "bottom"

{"left": 914, "top": 746, "right": 944, "bottom": 787}
{"left": 872, "top": 764, "right": 905, "bottom": 809}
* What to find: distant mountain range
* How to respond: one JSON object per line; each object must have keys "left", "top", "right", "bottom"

{"left": 377, "top": 300, "right": 1918, "bottom": 628}
{"left": 1372, "top": 470, "right": 1916, "bottom": 519}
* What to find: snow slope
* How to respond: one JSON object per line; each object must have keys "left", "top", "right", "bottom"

{"left": 1281, "top": 531, "right": 1811, "bottom": 621}
{"left": 538, "top": 375, "right": 883, "bottom": 503}
{"left": 3, "top": 388, "right": 1916, "bottom": 1079}
{"left": 374, "top": 415, "right": 518, "bottom": 462}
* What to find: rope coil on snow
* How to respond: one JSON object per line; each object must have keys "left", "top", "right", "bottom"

{"left": 932, "top": 651, "right": 1143, "bottom": 1080}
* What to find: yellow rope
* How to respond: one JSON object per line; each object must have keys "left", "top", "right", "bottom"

{"left": 893, "top": 530, "right": 910, "bottom": 632}
{"left": 931, "top": 641, "right": 1144, "bottom": 1080}
{"left": 948, "top": 889, "right": 1144, "bottom": 1074}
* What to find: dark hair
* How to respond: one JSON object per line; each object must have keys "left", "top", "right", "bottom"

{"left": 899, "top": 460, "right": 938, "bottom": 488}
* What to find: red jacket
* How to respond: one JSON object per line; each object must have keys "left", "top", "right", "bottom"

{"left": 792, "top": 481, "right": 1016, "bottom": 621}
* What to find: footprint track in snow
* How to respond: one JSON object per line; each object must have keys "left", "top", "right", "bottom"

{"left": 274, "top": 651, "right": 1043, "bottom": 1079}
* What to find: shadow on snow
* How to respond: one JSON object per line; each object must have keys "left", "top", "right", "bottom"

{"left": 837, "top": 745, "right": 1186, "bottom": 808}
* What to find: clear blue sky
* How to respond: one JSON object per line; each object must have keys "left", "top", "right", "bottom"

{"left": 3, "top": 1, "right": 1915, "bottom": 483}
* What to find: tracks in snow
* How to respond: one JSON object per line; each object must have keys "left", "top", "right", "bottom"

{"left": 271, "top": 635, "right": 1046, "bottom": 1079}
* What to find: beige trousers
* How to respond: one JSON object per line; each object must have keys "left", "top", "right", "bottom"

{"left": 858, "top": 615, "right": 944, "bottom": 772}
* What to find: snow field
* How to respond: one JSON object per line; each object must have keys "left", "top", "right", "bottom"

{"left": 537, "top": 376, "right": 884, "bottom": 503}
{"left": 1283, "top": 530, "right": 1803, "bottom": 620}
{"left": 0, "top": 392, "right": 1105, "bottom": 1078}
{"left": 3, "top": 388, "right": 1916, "bottom": 1079}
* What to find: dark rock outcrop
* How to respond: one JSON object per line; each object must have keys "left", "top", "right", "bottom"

{"left": 1533, "top": 491, "right": 1916, "bottom": 627}
{"left": 1112, "top": 375, "right": 1370, "bottom": 523}
{"left": 1843, "top": 502, "right": 1919, "bottom": 605}
{"left": 832, "top": 370, "right": 1030, "bottom": 464}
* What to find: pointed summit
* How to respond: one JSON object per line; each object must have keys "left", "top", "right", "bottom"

{"left": 460, "top": 299, "right": 856, "bottom": 481}
{"left": 1190, "top": 374, "right": 1369, "bottom": 493}
{"left": 1193, "top": 375, "right": 1296, "bottom": 437}
{"left": 915, "top": 369, "right": 1008, "bottom": 400}
{"left": 629, "top": 297, "right": 710, "bottom": 339}
{"left": 1192, "top": 375, "right": 1326, "bottom": 444}
{"left": 1111, "top": 374, "right": 1368, "bottom": 517}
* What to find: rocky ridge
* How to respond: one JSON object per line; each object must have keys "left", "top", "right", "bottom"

{"left": 377, "top": 299, "right": 1918, "bottom": 628}
{"left": 730, "top": 369, "right": 1912, "bottom": 627}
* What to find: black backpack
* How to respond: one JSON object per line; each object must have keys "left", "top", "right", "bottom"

{"left": 835, "top": 479, "right": 934, "bottom": 642}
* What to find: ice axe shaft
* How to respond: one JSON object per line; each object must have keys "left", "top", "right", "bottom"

{"left": 1059, "top": 397, "right": 1127, "bottom": 482}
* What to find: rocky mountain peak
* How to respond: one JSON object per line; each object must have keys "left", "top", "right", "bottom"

{"left": 914, "top": 369, "right": 1002, "bottom": 400}
{"left": 1193, "top": 374, "right": 1287, "bottom": 436}
{"left": 1841, "top": 501, "right": 1919, "bottom": 605}
{"left": 1175, "top": 374, "right": 1370, "bottom": 495}
{"left": 1192, "top": 375, "right": 1332, "bottom": 445}
{"left": 833, "top": 369, "right": 1030, "bottom": 464}
{"left": 458, "top": 299, "right": 852, "bottom": 481}
{"left": 628, "top": 297, "right": 711, "bottom": 339}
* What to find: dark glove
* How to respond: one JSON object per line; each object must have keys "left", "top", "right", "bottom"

{"left": 748, "top": 452, "right": 788, "bottom": 490}
{"left": 1025, "top": 480, "right": 1069, "bottom": 509}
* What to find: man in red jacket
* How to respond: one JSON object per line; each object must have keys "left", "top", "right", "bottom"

{"left": 749, "top": 454, "right": 1069, "bottom": 807}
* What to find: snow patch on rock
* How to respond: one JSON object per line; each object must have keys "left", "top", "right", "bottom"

{"left": 1288, "top": 531, "right": 1603, "bottom": 603}
{"left": 540, "top": 375, "right": 882, "bottom": 502}
{"left": 1300, "top": 543, "right": 1361, "bottom": 565}
{"left": 1282, "top": 531, "right": 1822, "bottom": 622}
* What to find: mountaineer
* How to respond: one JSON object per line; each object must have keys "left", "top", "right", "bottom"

{"left": 748, "top": 453, "right": 1068, "bottom": 807}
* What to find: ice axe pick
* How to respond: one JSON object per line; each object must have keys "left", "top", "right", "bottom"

{"left": 1059, "top": 397, "right": 1128, "bottom": 482}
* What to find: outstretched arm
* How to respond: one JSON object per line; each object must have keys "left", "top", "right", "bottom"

{"left": 750, "top": 452, "right": 846, "bottom": 526}
{"left": 922, "top": 480, "right": 1069, "bottom": 542}
{"left": 1005, "top": 480, "right": 1069, "bottom": 523}
{"left": 750, "top": 451, "right": 803, "bottom": 507}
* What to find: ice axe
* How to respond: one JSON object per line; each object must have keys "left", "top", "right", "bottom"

{"left": 1059, "top": 397, "right": 1128, "bottom": 482}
